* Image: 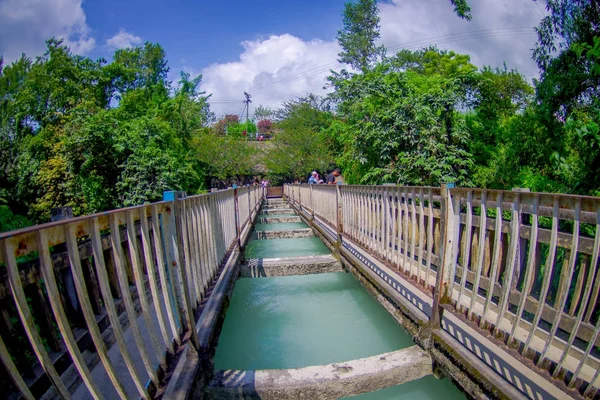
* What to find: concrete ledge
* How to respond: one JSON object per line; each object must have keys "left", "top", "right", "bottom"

{"left": 432, "top": 329, "right": 528, "bottom": 400}
{"left": 162, "top": 346, "right": 199, "bottom": 400}
{"left": 252, "top": 228, "right": 314, "bottom": 240}
{"left": 260, "top": 208, "right": 294, "bottom": 214}
{"left": 206, "top": 346, "right": 432, "bottom": 400}
{"left": 162, "top": 249, "right": 242, "bottom": 400}
{"left": 257, "top": 216, "right": 301, "bottom": 224}
{"left": 241, "top": 255, "right": 343, "bottom": 277}
{"left": 261, "top": 202, "right": 289, "bottom": 209}
{"left": 197, "top": 250, "right": 241, "bottom": 349}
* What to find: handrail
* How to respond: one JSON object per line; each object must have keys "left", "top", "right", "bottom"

{"left": 284, "top": 183, "right": 600, "bottom": 397}
{"left": 0, "top": 186, "right": 262, "bottom": 399}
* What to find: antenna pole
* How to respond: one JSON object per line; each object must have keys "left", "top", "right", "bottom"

{"left": 243, "top": 92, "right": 252, "bottom": 122}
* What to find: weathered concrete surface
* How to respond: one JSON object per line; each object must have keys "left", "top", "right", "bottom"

{"left": 260, "top": 208, "right": 294, "bottom": 214}
{"left": 205, "top": 346, "right": 432, "bottom": 400}
{"left": 162, "top": 346, "right": 199, "bottom": 400}
{"left": 263, "top": 198, "right": 286, "bottom": 204}
{"left": 261, "top": 202, "right": 289, "bottom": 209}
{"left": 257, "top": 216, "right": 302, "bottom": 224}
{"left": 252, "top": 228, "right": 314, "bottom": 240}
{"left": 196, "top": 250, "right": 241, "bottom": 350}
{"left": 240, "top": 255, "right": 343, "bottom": 277}
{"left": 164, "top": 249, "right": 244, "bottom": 400}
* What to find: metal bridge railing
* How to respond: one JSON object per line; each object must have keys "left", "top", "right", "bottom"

{"left": 0, "top": 186, "right": 261, "bottom": 399}
{"left": 284, "top": 183, "right": 600, "bottom": 397}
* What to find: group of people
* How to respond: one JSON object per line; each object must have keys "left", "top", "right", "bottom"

{"left": 308, "top": 169, "right": 342, "bottom": 185}
{"left": 252, "top": 177, "right": 270, "bottom": 188}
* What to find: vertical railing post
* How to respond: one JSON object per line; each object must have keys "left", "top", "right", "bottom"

{"left": 169, "top": 198, "right": 200, "bottom": 350}
{"left": 233, "top": 188, "right": 242, "bottom": 249}
{"left": 248, "top": 187, "right": 252, "bottom": 222}
{"left": 430, "top": 183, "right": 457, "bottom": 328}
{"left": 336, "top": 185, "right": 343, "bottom": 245}
{"left": 50, "top": 207, "right": 86, "bottom": 328}
{"left": 310, "top": 184, "right": 315, "bottom": 219}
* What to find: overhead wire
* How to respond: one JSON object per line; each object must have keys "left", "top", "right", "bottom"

{"left": 254, "top": 31, "right": 535, "bottom": 98}
{"left": 251, "top": 27, "right": 535, "bottom": 99}
{"left": 252, "top": 27, "right": 532, "bottom": 95}
{"left": 533, "top": 0, "right": 546, "bottom": 17}
{"left": 209, "top": 28, "right": 539, "bottom": 115}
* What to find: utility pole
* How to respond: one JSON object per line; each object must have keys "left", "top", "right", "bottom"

{"left": 243, "top": 92, "right": 252, "bottom": 122}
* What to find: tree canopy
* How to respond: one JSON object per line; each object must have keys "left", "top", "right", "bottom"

{"left": 0, "top": 39, "right": 213, "bottom": 224}
{"left": 337, "top": 0, "right": 385, "bottom": 71}
{"left": 2, "top": 0, "right": 600, "bottom": 231}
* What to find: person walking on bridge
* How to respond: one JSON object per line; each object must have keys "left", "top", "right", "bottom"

{"left": 308, "top": 171, "right": 319, "bottom": 184}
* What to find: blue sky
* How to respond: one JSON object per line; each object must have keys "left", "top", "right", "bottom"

{"left": 0, "top": 0, "right": 547, "bottom": 116}
{"left": 82, "top": 0, "right": 347, "bottom": 69}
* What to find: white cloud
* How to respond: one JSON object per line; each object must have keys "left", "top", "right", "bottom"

{"left": 378, "top": 0, "right": 545, "bottom": 80}
{"left": 198, "top": 34, "right": 343, "bottom": 117}
{"left": 199, "top": 0, "right": 546, "bottom": 117}
{"left": 106, "top": 29, "right": 142, "bottom": 49}
{"left": 0, "top": 0, "right": 95, "bottom": 62}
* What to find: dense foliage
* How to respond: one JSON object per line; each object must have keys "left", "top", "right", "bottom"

{"left": 257, "top": 119, "right": 273, "bottom": 134}
{"left": 336, "top": 0, "right": 385, "bottom": 72}
{"left": 2, "top": 0, "right": 600, "bottom": 230}
{"left": 316, "top": 0, "right": 600, "bottom": 196}
{"left": 0, "top": 40, "right": 215, "bottom": 225}
{"left": 266, "top": 99, "right": 334, "bottom": 183}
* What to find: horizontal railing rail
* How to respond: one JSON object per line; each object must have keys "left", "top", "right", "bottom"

{"left": 0, "top": 186, "right": 262, "bottom": 399}
{"left": 284, "top": 183, "right": 600, "bottom": 398}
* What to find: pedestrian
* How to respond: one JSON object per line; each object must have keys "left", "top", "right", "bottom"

{"left": 326, "top": 168, "right": 341, "bottom": 185}
{"left": 308, "top": 171, "right": 319, "bottom": 184}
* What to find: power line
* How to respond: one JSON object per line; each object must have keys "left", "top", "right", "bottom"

{"left": 252, "top": 29, "right": 535, "bottom": 98}
{"left": 533, "top": 0, "right": 545, "bottom": 16}
{"left": 209, "top": 28, "right": 538, "bottom": 112}
{"left": 208, "top": 29, "right": 537, "bottom": 108}
{"left": 251, "top": 28, "right": 534, "bottom": 97}
{"left": 249, "top": 28, "right": 533, "bottom": 96}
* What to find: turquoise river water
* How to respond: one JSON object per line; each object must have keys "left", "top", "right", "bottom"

{"left": 245, "top": 236, "right": 330, "bottom": 259}
{"left": 253, "top": 222, "right": 309, "bottom": 231}
{"left": 212, "top": 209, "right": 467, "bottom": 399}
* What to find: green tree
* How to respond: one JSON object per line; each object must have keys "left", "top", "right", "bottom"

{"left": 254, "top": 105, "right": 274, "bottom": 120}
{"left": 468, "top": 65, "right": 534, "bottom": 168}
{"left": 450, "top": 0, "right": 472, "bottom": 20}
{"left": 266, "top": 99, "right": 334, "bottom": 183}
{"left": 192, "top": 131, "right": 259, "bottom": 185}
{"left": 328, "top": 60, "right": 474, "bottom": 186}
{"left": 337, "top": 0, "right": 385, "bottom": 72}
{"left": 0, "top": 39, "right": 214, "bottom": 223}
{"left": 212, "top": 114, "right": 240, "bottom": 135}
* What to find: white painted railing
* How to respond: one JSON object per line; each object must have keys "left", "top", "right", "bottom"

{"left": 341, "top": 185, "right": 443, "bottom": 290}
{"left": 284, "top": 183, "right": 600, "bottom": 396}
{"left": 0, "top": 186, "right": 261, "bottom": 399}
{"left": 286, "top": 184, "right": 338, "bottom": 231}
